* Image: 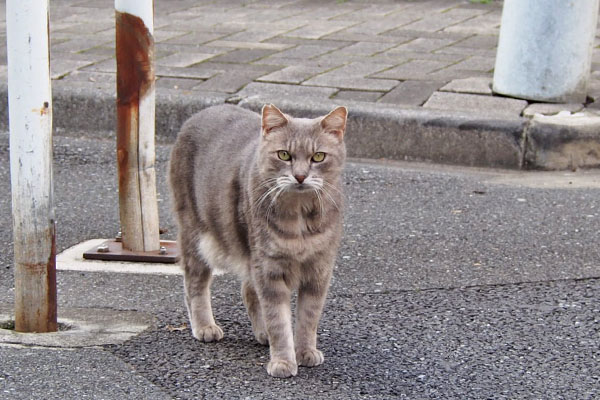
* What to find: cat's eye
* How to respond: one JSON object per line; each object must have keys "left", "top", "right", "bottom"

{"left": 277, "top": 150, "right": 291, "bottom": 161}
{"left": 312, "top": 152, "right": 326, "bottom": 163}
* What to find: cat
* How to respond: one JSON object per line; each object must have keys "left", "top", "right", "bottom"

{"left": 168, "top": 103, "right": 347, "bottom": 378}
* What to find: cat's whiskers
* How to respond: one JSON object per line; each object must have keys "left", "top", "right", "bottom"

{"left": 253, "top": 179, "right": 282, "bottom": 215}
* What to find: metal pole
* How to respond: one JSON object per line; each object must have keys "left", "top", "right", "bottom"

{"left": 493, "top": 0, "right": 600, "bottom": 103}
{"left": 7, "top": 0, "right": 57, "bottom": 333}
{"left": 115, "top": 0, "right": 160, "bottom": 252}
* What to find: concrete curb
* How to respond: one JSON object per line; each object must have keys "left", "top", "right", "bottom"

{"left": 0, "top": 304, "right": 155, "bottom": 348}
{"left": 1, "top": 83, "right": 599, "bottom": 170}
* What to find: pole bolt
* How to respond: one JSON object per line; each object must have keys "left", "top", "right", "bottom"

{"left": 115, "top": 231, "right": 122, "bottom": 242}
{"left": 159, "top": 246, "right": 167, "bottom": 255}
{"left": 97, "top": 244, "right": 110, "bottom": 253}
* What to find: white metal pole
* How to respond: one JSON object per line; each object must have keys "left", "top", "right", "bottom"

{"left": 115, "top": 0, "right": 160, "bottom": 252}
{"left": 7, "top": 0, "right": 57, "bottom": 332}
{"left": 493, "top": 0, "right": 600, "bottom": 102}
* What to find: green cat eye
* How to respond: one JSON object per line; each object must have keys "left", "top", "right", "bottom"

{"left": 277, "top": 150, "right": 291, "bottom": 161}
{"left": 312, "top": 152, "right": 326, "bottom": 162}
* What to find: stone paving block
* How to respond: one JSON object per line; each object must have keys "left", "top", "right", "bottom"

{"left": 392, "top": 37, "right": 461, "bottom": 53}
{"left": 455, "top": 35, "right": 499, "bottom": 50}
{"left": 80, "top": 59, "right": 116, "bottom": 74}
{"left": 208, "top": 48, "right": 277, "bottom": 64}
{"left": 379, "top": 80, "right": 445, "bottom": 106}
{"left": 303, "top": 62, "right": 399, "bottom": 91}
{"left": 400, "top": 11, "right": 479, "bottom": 33}
{"left": 51, "top": 37, "right": 113, "bottom": 53}
{"left": 192, "top": 69, "right": 270, "bottom": 93}
{"left": 327, "top": 42, "right": 398, "bottom": 56}
{"left": 156, "top": 77, "right": 204, "bottom": 90}
{"left": 373, "top": 59, "right": 452, "bottom": 80}
{"left": 257, "top": 65, "right": 333, "bottom": 84}
{"left": 236, "top": 82, "right": 338, "bottom": 100}
{"left": 333, "top": 90, "right": 383, "bottom": 103}
{"left": 440, "top": 77, "right": 493, "bottom": 95}
{"left": 382, "top": 29, "right": 470, "bottom": 42}
{"left": 323, "top": 32, "right": 406, "bottom": 44}
{"left": 435, "top": 46, "right": 497, "bottom": 58}
{"left": 259, "top": 44, "right": 345, "bottom": 63}
{"left": 155, "top": 53, "right": 217, "bottom": 68}
{"left": 445, "top": 56, "right": 495, "bottom": 72}
{"left": 58, "top": 70, "right": 115, "bottom": 85}
{"left": 427, "top": 69, "right": 490, "bottom": 82}
{"left": 53, "top": 21, "right": 114, "bottom": 35}
{"left": 206, "top": 40, "right": 293, "bottom": 51}
{"left": 154, "top": 30, "right": 190, "bottom": 44}
{"left": 387, "top": 51, "right": 466, "bottom": 63}
{"left": 423, "top": 91, "right": 528, "bottom": 119}
{"left": 162, "top": 32, "right": 229, "bottom": 45}
{"left": 285, "top": 20, "right": 357, "bottom": 40}
{"left": 342, "top": 17, "right": 418, "bottom": 36}
{"left": 51, "top": 59, "right": 98, "bottom": 80}
{"left": 444, "top": 13, "right": 501, "bottom": 35}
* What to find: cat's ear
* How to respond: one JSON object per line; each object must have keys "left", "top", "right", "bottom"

{"left": 321, "top": 106, "right": 347, "bottom": 141}
{"left": 261, "top": 104, "right": 288, "bottom": 137}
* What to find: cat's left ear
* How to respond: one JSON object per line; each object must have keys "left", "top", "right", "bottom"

{"left": 321, "top": 106, "right": 347, "bottom": 141}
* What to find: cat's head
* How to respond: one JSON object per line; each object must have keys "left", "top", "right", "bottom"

{"left": 257, "top": 104, "right": 347, "bottom": 195}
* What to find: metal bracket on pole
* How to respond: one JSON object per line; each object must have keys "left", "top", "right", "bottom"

{"left": 83, "top": 237, "right": 178, "bottom": 264}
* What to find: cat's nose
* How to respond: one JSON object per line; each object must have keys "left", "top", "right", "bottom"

{"left": 294, "top": 175, "right": 306, "bottom": 184}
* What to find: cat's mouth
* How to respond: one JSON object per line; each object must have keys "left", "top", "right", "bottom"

{"left": 292, "top": 183, "right": 312, "bottom": 192}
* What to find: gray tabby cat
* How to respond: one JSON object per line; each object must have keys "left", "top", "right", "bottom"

{"left": 169, "top": 104, "right": 347, "bottom": 378}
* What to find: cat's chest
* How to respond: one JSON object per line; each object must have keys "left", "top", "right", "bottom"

{"left": 261, "top": 212, "right": 335, "bottom": 261}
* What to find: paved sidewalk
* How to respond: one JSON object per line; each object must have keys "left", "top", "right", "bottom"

{"left": 1, "top": 0, "right": 600, "bottom": 168}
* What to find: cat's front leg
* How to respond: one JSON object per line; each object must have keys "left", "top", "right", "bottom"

{"left": 255, "top": 265, "right": 297, "bottom": 378}
{"left": 295, "top": 270, "right": 332, "bottom": 368}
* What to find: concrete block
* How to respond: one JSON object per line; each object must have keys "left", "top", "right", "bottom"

{"left": 334, "top": 90, "right": 383, "bottom": 103}
{"left": 522, "top": 103, "right": 584, "bottom": 118}
{"left": 423, "top": 92, "right": 527, "bottom": 119}
{"left": 440, "top": 77, "right": 493, "bottom": 95}
{"left": 379, "top": 80, "right": 445, "bottom": 106}
{"left": 526, "top": 111, "right": 600, "bottom": 169}
{"left": 209, "top": 48, "right": 277, "bottom": 64}
{"left": 374, "top": 60, "right": 453, "bottom": 80}
{"left": 394, "top": 37, "right": 461, "bottom": 53}
{"left": 155, "top": 53, "right": 217, "bottom": 68}
{"left": 257, "top": 65, "right": 332, "bottom": 84}
{"left": 237, "top": 82, "right": 338, "bottom": 100}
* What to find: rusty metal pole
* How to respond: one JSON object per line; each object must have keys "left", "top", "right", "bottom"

{"left": 7, "top": 0, "right": 57, "bottom": 332}
{"left": 115, "top": 0, "right": 160, "bottom": 253}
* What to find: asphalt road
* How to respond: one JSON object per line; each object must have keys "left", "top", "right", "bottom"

{"left": 1, "top": 132, "right": 599, "bottom": 399}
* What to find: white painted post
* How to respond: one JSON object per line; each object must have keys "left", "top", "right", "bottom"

{"left": 115, "top": 0, "right": 160, "bottom": 253}
{"left": 493, "top": 0, "right": 600, "bottom": 103}
{"left": 7, "top": 0, "right": 57, "bottom": 332}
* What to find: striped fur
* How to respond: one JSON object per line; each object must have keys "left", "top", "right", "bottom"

{"left": 169, "top": 104, "right": 346, "bottom": 378}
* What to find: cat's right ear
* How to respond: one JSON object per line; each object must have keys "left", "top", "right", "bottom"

{"left": 261, "top": 104, "right": 288, "bottom": 137}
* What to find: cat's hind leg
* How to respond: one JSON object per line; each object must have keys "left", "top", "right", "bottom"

{"left": 242, "top": 280, "right": 268, "bottom": 345}
{"left": 181, "top": 238, "right": 223, "bottom": 342}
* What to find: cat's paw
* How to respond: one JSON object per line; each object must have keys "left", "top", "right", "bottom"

{"left": 191, "top": 324, "right": 223, "bottom": 342}
{"left": 266, "top": 359, "right": 298, "bottom": 378}
{"left": 296, "top": 348, "right": 324, "bottom": 367}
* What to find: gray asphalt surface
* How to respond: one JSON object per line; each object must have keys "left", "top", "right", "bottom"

{"left": 1, "top": 131, "right": 599, "bottom": 399}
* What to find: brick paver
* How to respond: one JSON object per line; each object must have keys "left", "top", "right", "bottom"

{"left": 1, "top": 0, "right": 599, "bottom": 118}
